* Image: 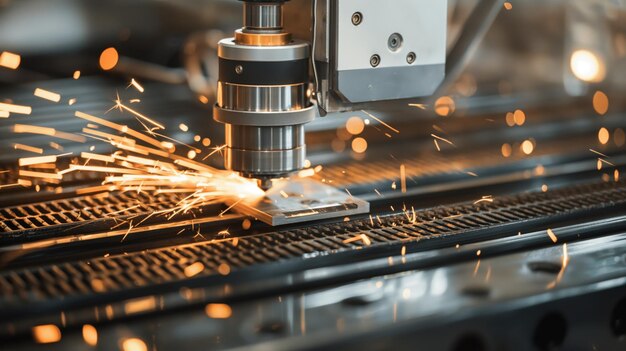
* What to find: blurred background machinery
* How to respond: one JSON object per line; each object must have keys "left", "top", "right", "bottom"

{"left": 0, "top": 0, "right": 626, "bottom": 350}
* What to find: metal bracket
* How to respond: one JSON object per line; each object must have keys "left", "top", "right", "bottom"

{"left": 233, "top": 177, "right": 370, "bottom": 226}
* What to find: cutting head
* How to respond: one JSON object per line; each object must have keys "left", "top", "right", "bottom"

{"left": 214, "top": 0, "right": 315, "bottom": 190}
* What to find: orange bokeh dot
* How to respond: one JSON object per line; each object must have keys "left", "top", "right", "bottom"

{"left": 99, "top": 47, "right": 119, "bottom": 71}
{"left": 352, "top": 137, "right": 368, "bottom": 154}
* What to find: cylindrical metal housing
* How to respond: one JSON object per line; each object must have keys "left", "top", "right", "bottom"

{"left": 214, "top": 0, "right": 314, "bottom": 188}
{"left": 243, "top": 2, "right": 283, "bottom": 31}
{"left": 218, "top": 83, "right": 308, "bottom": 112}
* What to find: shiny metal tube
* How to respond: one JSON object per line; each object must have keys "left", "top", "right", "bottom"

{"left": 218, "top": 83, "right": 307, "bottom": 112}
{"left": 243, "top": 3, "right": 283, "bottom": 30}
{"left": 226, "top": 143, "right": 306, "bottom": 177}
{"left": 225, "top": 125, "right": 304, "bottom": 150}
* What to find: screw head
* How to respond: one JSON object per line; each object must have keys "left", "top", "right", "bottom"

{"left": 387, "top": 33, "right": 403, "bottom": 52}
{"left": 351, "top": 12, "right": 363, "bottom": 26}
{"left": 370, "top": 54, "right": 381, "bottom": 68}
{"left": 235, "top": 65, "right": 244, "bottom": 74}
{"left": 407, "top": 52, "right": 416, "bottom": 64}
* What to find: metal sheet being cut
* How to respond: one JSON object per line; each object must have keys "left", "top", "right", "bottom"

{"left": 233, "top": 178, "right": 370, "bottom": 226}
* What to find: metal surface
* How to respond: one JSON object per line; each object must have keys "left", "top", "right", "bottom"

{"left": 218, "top": 39, "right": 310, "bottom": 62}
{"left": 226, "top": 145, "right": 306, "bottom": 176}
{"left": 337, "top": 63, "right": 445, "bottom": 102}
{"left": 214, "top": 104, "right": 316, "bottom": 126}
{"left": 233, "top": 178, "right": 370, "bottom": 225}
{"left": 243, "top": 2, "right": 283, "bottom": 31}
{"left": 314, "top": 0, "right": 447, "bottom": 110}
{"left": 225, "top": 125, "right": 304, "bottom": 150}
{"left": 2, "top": 180, "right": 625, "bottom": 317}
{"left": 218, "top": 82, "right": 308, "bottom": 112}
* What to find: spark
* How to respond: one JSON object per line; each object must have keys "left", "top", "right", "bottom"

{"left": 153, "top": 132, "right": 200, "bottom": 153}
{"left": 121, "top": 221, "right": 134, "bottom": 242}
{"left": 400, "top": 164, "right": 407, "bottom": 193}
{"left": 18, "top": 170, "right": 62, "bottom": 180}
{"left": 0, "top": 102, "right": 32, "bottom": 115}
{"left": 547, "top": 228, "right": 558, "bottom": 243}
{"left": 362, "top": 110, "right": 400, "bottom": 134}
{"left": 114, "top": 100, "right": 165, "bottom": 130}
{"left": 128, "top": 79, "right": 145, "bottom": 93}
{"left": 13, "top": 124, "right": 86, "bottom": 143}
{"left": 589, "top": 149, "right": 609, "bottom": 158}
{"left": 201, "top": 144, "right": 226, "bottom": 161}
{"left": 433, "top": 139, "right": 441, "bottom": 151}
{"left": 408, "top": 103, "right": 427, "bottom": 110}
{"left": 81, "top": 152, "right": 115, "bottom": 163}
{"left": 473, "top": 260, "right": 481, "bottom": 276}
{"left": 73, "top": 71, "right": 81, "bottom": 80}
{"left": 69, "top": 165, "right": 145, "bottom": 175}
{"left": 75, "top": 111, "right": 165, "bottom": 150}
{"left": 34, "top": 88, "right": 61, "bottom": 103}
{"left": 13, "top": 101, "right": 264, "bottom": 227}
{"left": 431, "top": 134, "right": 455, "bottom": 146}
{"left": 75, "top": 186, "right": 116, "bottom": 196}
{"left": 473, "top": 196, "right": 494, "bottom": 205}
{"left": 343, "top": 234, "right": 372, "bottom": 246}
{"left": 0, "top": 51, "right": 21, "bottom": 69}
{"left": 598, "top": 158, "right": 615, "bottom": 167}
{"left": 19, "top": 155, "right": 57, "bottom": 167}
{"left": 345, "top": 188, "right": 353, "bottom": 199}
{"left": 14, "top": 143, "right": 43, "bottom": 154}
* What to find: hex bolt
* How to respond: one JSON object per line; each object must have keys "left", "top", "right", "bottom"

{"left": 351, "top": 12, "right": 363, "bottom": 26}
{"left": 370, "top": 54, "right": 381, "bottom": 68}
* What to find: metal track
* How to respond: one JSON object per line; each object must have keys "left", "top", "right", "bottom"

{"left": 0, "top": 191, "right": 224, "bottom": 243}
{"left": 1, "top": 180, "right": 625, "bottom": 315}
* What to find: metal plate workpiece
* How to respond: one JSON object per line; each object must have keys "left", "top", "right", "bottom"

{"left": 234, "top": 178, "right": 370, "bottom": 226}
